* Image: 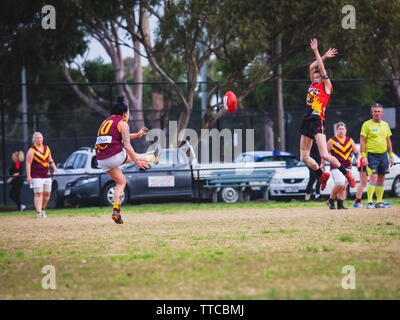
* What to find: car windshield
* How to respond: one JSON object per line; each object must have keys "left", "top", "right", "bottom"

{"left": 64, "top": 153, "right": 77, "bottom": 169}
{"left": 259, "top": 156, "right": 299, "bottom": 167}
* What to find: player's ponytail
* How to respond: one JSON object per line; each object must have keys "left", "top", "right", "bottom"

{"left": 111, "top": 96, "right": 128, "bottom": 116}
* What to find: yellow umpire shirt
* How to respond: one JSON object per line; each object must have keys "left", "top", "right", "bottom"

{"left": 360, "top": 119, "right": 392, "bottom": 154}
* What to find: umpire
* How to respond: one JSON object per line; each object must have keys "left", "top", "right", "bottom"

{"left": 360, "top": 103, "right": 394, "bottom": 209}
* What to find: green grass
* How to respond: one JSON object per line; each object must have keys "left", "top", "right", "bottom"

{"left": 1, "top": 202, "right": 399, "bottom": 299}
{"left": 1, "top": 197, "right": 400, "bottom": 217}
{"left": 339, "top": 235, "right": 355, "bottom": 243}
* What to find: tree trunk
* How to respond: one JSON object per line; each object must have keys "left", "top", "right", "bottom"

{"left": 272, "top": 33, "right": 285, "bottom": 151}
{"left": 141, "top": 7, "right": 165, "bottom": 129}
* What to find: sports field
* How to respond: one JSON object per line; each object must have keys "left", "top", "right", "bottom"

{"left": 1, "top": 200, "right": 400, "bottom": 300}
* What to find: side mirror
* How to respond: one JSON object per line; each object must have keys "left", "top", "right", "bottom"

{"left": 57, "top": 163, "right": 63, "bottom": 169}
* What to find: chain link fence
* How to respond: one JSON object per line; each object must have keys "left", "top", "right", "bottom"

{"left": 1, "top": 80, "right": 399, "bottom": 205}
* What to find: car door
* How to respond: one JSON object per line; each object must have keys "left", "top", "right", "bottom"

{"left": 55, "top": 152, "right": 78, "bottom": 193}
{"left": 133, "top": 149, "right": 192, "bottom": 198}
{"left": 61, "top": 153, "right": 88, "bottom": 194}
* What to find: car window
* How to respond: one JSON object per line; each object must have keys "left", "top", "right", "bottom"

{"left": 74, "top": 154, "right": 87, "bottom": 169}
{"left": 64, "top": 153, "right": 77, "bottom": 169}
{"left": 259, "top": 157, "right": 274, "bottom": 162}
{"left": 157, "top": 150, "right": 177, "bottom": 166}
{"left": 282, "top": 157, "right": 298, "bottom": 167}
{"left": 259, "top": 155, "right": 298, "bottom": 166}
{"left": 91, "top": 156, "right": 99, "bottom": 169}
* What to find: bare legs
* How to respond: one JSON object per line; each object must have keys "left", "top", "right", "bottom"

{"left": 106, "top": 167, "right": 126, "bottom": 205}
{"left": 33, "top": 190, "right": 50, "bottom": 217}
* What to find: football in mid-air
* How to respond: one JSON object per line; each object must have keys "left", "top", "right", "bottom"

{"left": 223, "top": 91, "right": 237, "bottom": 113}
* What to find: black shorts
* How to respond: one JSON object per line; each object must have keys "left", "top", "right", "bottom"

{"left": 300, "top": 118, "right": 325, "bottom": 138}
{"left": 367, "top": 152, "right": 389, "bottom": 175}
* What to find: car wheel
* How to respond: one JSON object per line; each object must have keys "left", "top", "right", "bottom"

{"left": 52, "top": 183, "right": 64, "bottom": 208}
{"left": 103, "top": 183, "right": 127, "bottom": 206}
{"left": 220, "top": 187, "right": 239, "bottom": 203}
{"left": 392, "top": 176, "right": 400, "bottom": 197}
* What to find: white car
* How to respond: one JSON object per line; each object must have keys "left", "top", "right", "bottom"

{"left": 270, "top": 152, "right": 400, "bottom": 198}
{"left": 52, "top": 147, "right": 102, "bottom": 207}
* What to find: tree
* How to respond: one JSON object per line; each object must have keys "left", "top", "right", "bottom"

{"left": 137, "top": 0, "right": 349, "bottom": 149}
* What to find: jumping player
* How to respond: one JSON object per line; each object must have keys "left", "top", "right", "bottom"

{"left": 323, "top": 122, "right": 360, "bottom": 210}
{"left": 300, "top": 38, "right": 356, "bottom": 191}
{"left": 95, "top": 96, "right": 159, "bottom": 224}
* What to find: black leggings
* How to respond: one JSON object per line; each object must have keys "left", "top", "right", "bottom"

{"left": 9, "top": 183, "right": 22, "bottom": 210}
{"left": 306, "top": 168, "right": 321, "bottom": 195}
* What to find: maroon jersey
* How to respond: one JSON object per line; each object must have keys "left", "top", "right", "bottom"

{"left": 304, "top": 82, "right": 332, "bottom": 121}
{"left": 30, "top": 145, "right": 51, "bottom": 178}
{"left": 329, "top": 136, "right": 353, "bottom": 169}
{"left": 95, "top": 115, "right": 124, "bottom": 160}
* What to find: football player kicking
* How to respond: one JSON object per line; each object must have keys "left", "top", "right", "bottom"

{"left": 95, "top": 96, "right": 159, "bottom": 224}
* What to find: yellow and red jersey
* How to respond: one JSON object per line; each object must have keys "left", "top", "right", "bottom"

{"left": 30, "top": 145, "right": 51, "bottom": 178}
{"left": 95, "top": 115, "right": 124, "bottom": 160}
{"left": 329, "top": 135, "right": 353, "bottom": 169}
{"left": 304, "top": 82, "right": 332, "bottom": 121}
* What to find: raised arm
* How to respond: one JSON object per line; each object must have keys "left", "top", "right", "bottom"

{"left": 129, "top": 127, "right": 148, "bottom": 140}
{"left": 309, "top": 47, "right": 338, "bottom": 82}
{"left": 310, "top": 38, "right": 334, "bottom": 94}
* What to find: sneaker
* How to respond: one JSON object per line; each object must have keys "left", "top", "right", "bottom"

{"left": 112, "top": 209, "right": 124, "bottom": 224}
{"left": 319, "top": 172, "right": 330, "bottom": 191}
{"left": 37, "top": 212, "right": 42, "bottom": 218}
{"left": 41, "top": 210, "right": 47, "bottom": 218}
{"left": 375, "top": 202, "right": 388, "bottom": 209}
{"left": 20, "top": 204, "right": 26, "bottom": 212}
{"left": 353, "top": 202, "right": 365, "bottom": 208}
{"left": 344, "top": 171, "right": 356, "bottom": 188}
{"left": 382, "top": 201, "right": 391, "bottom": 207}
{"left": 366, "top": 202, "right": 375, "bottom": 209}
{"left": 327, "top": 199, "right": 336, "bottom": 210}
{"left": 337, "top": 205, "right": 348, "bottom": 210}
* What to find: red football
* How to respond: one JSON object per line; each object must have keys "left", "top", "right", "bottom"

{"left": 223, "top": 91, "right": 237, "bottom": 113}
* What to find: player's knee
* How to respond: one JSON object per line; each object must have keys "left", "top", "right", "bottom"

{"left": 300, "top": 154, "right": 309, "bottom": 163}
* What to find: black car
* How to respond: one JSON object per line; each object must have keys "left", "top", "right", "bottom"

{"left": 64, "top": 148, "right": 193, "bottom": 206}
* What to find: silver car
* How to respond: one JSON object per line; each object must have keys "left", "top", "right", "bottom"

{"left": 52, "top": 147, "right": 102, "bottom": 207}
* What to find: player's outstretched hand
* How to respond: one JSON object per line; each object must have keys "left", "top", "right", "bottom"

{"left": 135, "top": 159, "right": 150, "bottom": 170}
{"left": 324, "top": 48, "right": 338, "bottom": 59}
{"left": 310, "top": 38, "right": 318, "bottom": 51}
{"left": 138, "top": 127, "right": 149, "bottom": 138}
